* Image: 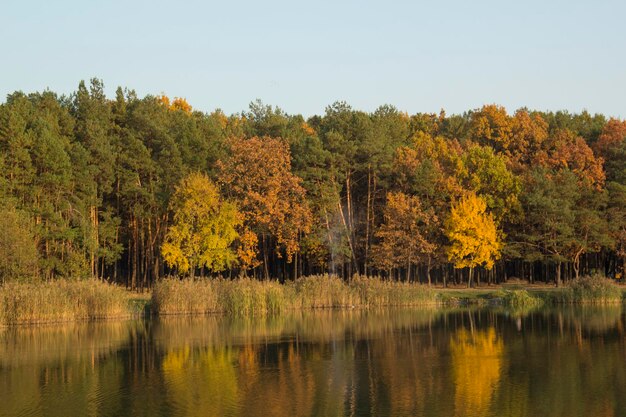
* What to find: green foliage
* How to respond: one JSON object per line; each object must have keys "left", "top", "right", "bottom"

{"left": 0, "top": 206, "right": 39, "bottom": 283}
{"left": 0, "top": 80, "right": 624, "bottom": 289}
{"left": 459, "top": 144, "right": 522, "bottom": 223}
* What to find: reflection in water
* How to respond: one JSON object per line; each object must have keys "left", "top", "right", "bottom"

{"left": 450, "top": 327, "right": 503, "bottom": 417}
{"left": 0, "top": 306, "right": 625, "bottom": 417}
{"left": 162, "top": 347, "right": 239, "bottom": 417}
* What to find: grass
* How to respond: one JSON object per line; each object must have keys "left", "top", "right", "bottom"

{"left": 2, "top": 274, "right": 622, "bottom": 324}
{"left": 152, "top": 277, "right": 291, "bottom": 316}
{"left": 0, "top": 280, "right": 134, "bottom": 326}
{"left": 151, "top": 274, "right": 625, "bottom": 316}
{"left": 152, "top": 274, "right": 438, "bottom": 316}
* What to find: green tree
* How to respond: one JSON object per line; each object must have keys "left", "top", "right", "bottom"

{"left": 0, "top": 206, "right": 39, "bottom": 283}
{"left": 459, "top": 143, "right": 521, "bottom": 224}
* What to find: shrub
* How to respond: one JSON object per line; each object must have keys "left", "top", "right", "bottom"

{"left": 502, "top": 289, "right": 543, "bottom": 308}
{"left": 566, "top": 275, "right": 623, "bottom": 304}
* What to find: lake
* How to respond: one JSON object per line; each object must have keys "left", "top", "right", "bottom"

{"left": 1, "top": 306, "right": 625, "bottom": 417}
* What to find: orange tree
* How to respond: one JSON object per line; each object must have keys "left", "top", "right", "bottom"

{"left": 371, "top": 192, "right": 436, "bottom": 282}
{"left": 217, "top": 136, "right": 311, "bottom": 279}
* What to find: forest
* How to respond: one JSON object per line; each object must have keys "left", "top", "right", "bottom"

{"left": 0, "top": 78, "right": 624, "bottom": 289}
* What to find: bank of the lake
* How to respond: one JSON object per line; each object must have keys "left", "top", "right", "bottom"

{"left": 1, "top": 275, "right": 624, "bottom": 325}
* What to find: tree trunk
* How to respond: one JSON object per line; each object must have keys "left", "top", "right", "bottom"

{"left": 443, "top": 266, "right": 447, "bottom": 288}
{"left": 406, "top": 255, "right": 411, "bottom": 283}
{"left": 262, "top": 234, "right": 270, "bottom": 280}
{"left": 293, "top": 248, "right": 298, "bottom": 281}
{"left": 364, "top": 166, "right": 371, "bottom": 276}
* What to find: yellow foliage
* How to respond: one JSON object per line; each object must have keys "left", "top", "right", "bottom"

{"left": 171, "top": 97, "right": 192, "bottom": 113}
{"left": 162, "top": 172, "right": 241, "bottom": 274}
{"left": 445, "top": 193, "right": 502, "bottom": 270}
{"left": 157, "top": 94, "right": 192, "bottom": 114}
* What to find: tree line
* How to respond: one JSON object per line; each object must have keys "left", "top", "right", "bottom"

{"left": 0, "top": 78, "right": 624, "bottom": 288}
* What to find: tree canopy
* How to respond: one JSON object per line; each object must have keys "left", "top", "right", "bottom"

{"left": 162, "top": 172, "right": 241, "bottom": 275}
{"left": 0, "top": 82, "right": 624, "bottom": 287}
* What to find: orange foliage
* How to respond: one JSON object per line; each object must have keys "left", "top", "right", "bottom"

{"left": 217, "top": 136, "right": 312, "bottom": 262}
{"left": 158, "top": 95, "right": 170, "bottom": 107}
{"left": 509, "top": 109, "right": 549, "bottom": 164}
{"left": 236, "top": 228, "right": 262, "bottom": 272}
{"left": 301, "top": 122, "right": 316, "bottom": 136}
{"left": 594, "top": 118, "right": 626, "bottom": 159}
{"left": 372, "top": 192, "right": 437, "bottom": 274}
{"left": 171, "top": 97, "right": 192, "bottom": 113}
{"left": 470, "top": 104, "right": 513, "bottom": 153}
{"left": 535, "top": 129, "right": 605, "bottom": 188}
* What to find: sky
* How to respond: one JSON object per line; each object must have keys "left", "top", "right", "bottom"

{"left": 2, "top": 0, "right": 625, "bottom": 117}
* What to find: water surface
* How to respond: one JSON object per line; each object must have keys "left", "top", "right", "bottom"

{"left": 1, "top": 306, "right": 625, "bottom": 417}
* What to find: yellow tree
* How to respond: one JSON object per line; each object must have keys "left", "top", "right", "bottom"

{"left": 157, "top": 95, "right": 192, "bottom": 113}
{"left": 162, "top": 172, "right": 241, "bottom": 275}
{"left": 445, "top": 193, "right": 502, "bottom": 287}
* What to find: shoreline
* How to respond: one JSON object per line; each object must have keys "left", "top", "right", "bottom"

{"left": 1, "top": 276, "right": 624, "bottom": 326}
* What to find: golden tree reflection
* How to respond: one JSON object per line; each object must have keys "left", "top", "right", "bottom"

{"left": 450, "top": 327, "right": 504, "bottom": 417}
{"left": 162, "top": 346, "right": 239, "bottom": 417}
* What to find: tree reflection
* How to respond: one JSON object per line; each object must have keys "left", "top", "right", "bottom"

{"left": 450, "top": 327, "right": 504, "bottom": 417}
{"left": 1, "top": 307, "right": 625, "bottom": 417}
{"left": 162, "top": 346, "right": 239, "bottom": 416}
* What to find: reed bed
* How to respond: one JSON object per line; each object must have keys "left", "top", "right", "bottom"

{"left": 0, "top": 280, "right": 132, "bottom": 325}
{"left": 152, "top": 274, "right": 438, "bottom": 316}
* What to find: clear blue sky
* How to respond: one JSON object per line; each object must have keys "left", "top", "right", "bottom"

{"left": 2, "top": 0, "right": 625, "bottom": 117}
